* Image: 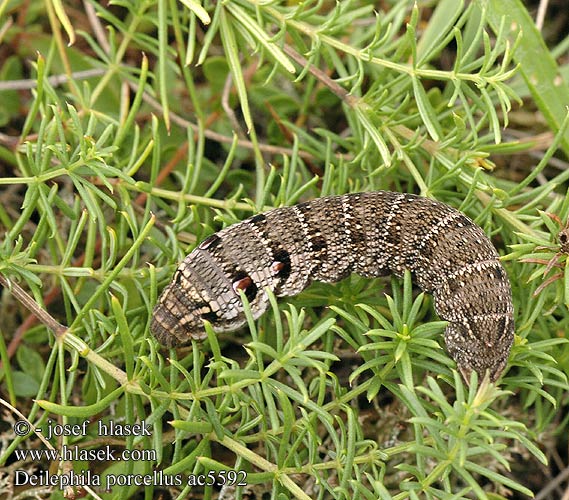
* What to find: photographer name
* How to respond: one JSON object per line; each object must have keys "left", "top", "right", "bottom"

{"left": 44, "top": 420, "right": 151, "bottom": 440}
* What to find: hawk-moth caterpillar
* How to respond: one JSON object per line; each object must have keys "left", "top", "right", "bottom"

{"left": 151, "top": 191, "right": 514, "bottom": 382}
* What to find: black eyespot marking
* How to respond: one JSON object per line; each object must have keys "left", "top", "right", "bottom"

{"left": 201, "top": 310, "right": 219, "bottom": 323}
{"left": 232, "top": 271, "right": 258, "bottom": 302}
{"left": 199, "top": 234, "right": 222, "bottom": 250}
{"left": 250, "top": 213, "right": 267, "bottom": 225}
{"left": 272, "top": 249, "right": 291, "bottom": 280}
{"left": 456, "top": 214, "right": 474, "bottom": 228}
{"left": 492, "top": 265, "right": 504, "bottom": 280}
{"left": 311, "top": 236, "right": 327, "bottom": 253}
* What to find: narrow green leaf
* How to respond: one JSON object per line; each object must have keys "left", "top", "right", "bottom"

{"left": 466, "top": 461, "right": 535, "bottom": 496}
{"left": 219, "top": 7, "right": 253, "bottom": 132}
{"left": 225, "top": 3, "right": 294, "bottom": 74}
{"left": 111, "top": 295, "right": 134, "bottom": 379}
{"left": 170, "top": 420, "right": 214, "bottom": 434}
{"left": 412, "top": 76, "right": 442, "bottom": 141}
{"left": 0, "top": 333, "right": 15, "bottom": 405}
{"left": 157, "top": 0, "right": 171, "bottom": 132}
{"left": 36, "top": 386, "right": 125, "bottom": 417}
{"left": 49, "top": 0, "right": 75, "bottom": 45}
{"left": 563, "top": 259, "right": 569, "bottom": 307}
{"left": 481, "top": 0, "right": 569, "bottom": 153}
{"left": 178, "top": 0, "right": 210, "bottom": 25}
{"left": 353, "top": 103, "right": 392, "bottom": 166}
{"left": 416, "top": 0, "right": 463, "bottom": 64}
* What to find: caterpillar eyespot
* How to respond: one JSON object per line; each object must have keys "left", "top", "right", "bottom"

{"left": 151, "top": 191, "right": 514, "bottom": 383}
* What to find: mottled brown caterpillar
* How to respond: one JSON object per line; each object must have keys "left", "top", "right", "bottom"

{"left": 151, "top": 192, "right": 514, "bottom": 382}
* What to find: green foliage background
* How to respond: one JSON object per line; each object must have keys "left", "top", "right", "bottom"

{"left": 0, "top": 0, "right": 568, "bottom": 498}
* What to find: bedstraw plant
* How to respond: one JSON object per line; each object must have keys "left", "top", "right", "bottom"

{"left": 0, "top": 0, "right": 568, "bottom": 499}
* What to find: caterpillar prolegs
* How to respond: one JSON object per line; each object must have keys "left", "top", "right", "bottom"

{"left": 151, "top": 192, "right": 514, "bottom": 382}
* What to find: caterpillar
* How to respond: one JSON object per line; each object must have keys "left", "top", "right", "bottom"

{"left": 151, "top": 191, "right": 514, "bottom": 382}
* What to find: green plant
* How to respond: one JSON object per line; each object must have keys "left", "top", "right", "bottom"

{"left": 0, "top": 0, "right": 568, "bottom": 499}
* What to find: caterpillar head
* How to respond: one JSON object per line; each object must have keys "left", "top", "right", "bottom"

{"left": 150, "top": 265, "right": 269, "bottom": 347}
{"left": 150, "top": 282, "right": 210, "bottom": 347}
{"left": 444, "top": 315, "right": 514, "bottom": 384}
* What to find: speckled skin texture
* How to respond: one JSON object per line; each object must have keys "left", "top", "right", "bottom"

{"left": 151, "top": 192, "right": 514, "bottom": 382}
